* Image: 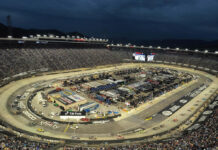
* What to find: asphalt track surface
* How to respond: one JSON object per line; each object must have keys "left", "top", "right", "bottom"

{"left": 0, "top": 63, "right": 214, "bottom": 141}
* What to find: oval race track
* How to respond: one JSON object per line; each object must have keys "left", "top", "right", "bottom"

{"left": 0, "top": 63, "right": 217, "bottom": 144}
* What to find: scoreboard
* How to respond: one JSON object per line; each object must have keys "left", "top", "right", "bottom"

{"left": 133, "top": 52, "right": 155, "bottom": 61}
{"left": 133, "top": 52, "right": 146, "bottom": 61}
{"left": 147, "top": 55, "right": 154, "bottom": 61}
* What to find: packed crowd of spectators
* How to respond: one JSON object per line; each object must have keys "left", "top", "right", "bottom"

{"left": 0, "top": 132, "right": 55, "bottom": 150}
{"left": 153, "top": 52, "right": 218, "bottom": 71}
{"left": 0, "top": 48, "right": 217, "bottom": 81}
{"left": 0, "top": 48, "right": 132, "bottom": 80}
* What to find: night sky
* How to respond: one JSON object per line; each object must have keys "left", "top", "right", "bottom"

{"left": 0, "top": 0, "right": 218, "bottom": 41}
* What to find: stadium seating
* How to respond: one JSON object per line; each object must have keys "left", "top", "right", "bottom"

{"left": 1, "top": 48, "right": 216, "bottom": 81}
{"left": 153, "top": 52, "right": 218, "bottom": 71}
{"left": 0, "top": 132, "right": 56, "bottom": 150}
{"left": 0, "top": 48, "right": 132, "bottom": 80}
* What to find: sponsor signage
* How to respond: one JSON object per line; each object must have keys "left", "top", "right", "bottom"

{"left": 60, "top": 111, "right": 86, "bottom": 116}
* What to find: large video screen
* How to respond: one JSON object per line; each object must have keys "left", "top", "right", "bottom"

{"left": 147, "top": 55, "right": 154, "bottom": 61}
{"left": 133, "top": 52, "right": 146, "bottom": 61}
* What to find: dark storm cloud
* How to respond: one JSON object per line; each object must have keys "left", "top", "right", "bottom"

{"left": 0, "top": 0, "right": 218, "bottom": 40}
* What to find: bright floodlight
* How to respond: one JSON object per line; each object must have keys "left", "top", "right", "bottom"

{"left": 176, "top": 48, "right": 179, "bottom": 50}
{"left": 204, "top": 50, "right": 208, "bottom": 53}
{"left": 149, "top": 46, "right": 153, "bottom": 48}
{"left": 185, "top": 48, "right": 188, "bottom": 51}
{"left": 157, "top": 46, "right": 161, "bottom": 49}
{"left": 195, "top": 49, "right": 199, "bottom": 52}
